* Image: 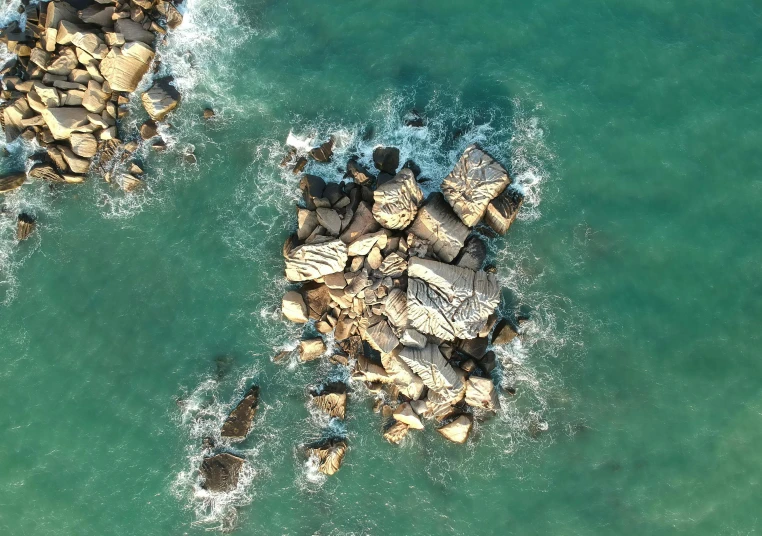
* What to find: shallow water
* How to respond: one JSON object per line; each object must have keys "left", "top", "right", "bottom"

{"left": 1, "top": 0, "right": 761, "bottom": 534}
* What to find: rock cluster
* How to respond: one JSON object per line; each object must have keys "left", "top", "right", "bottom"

{"left": 280, "top": 138, "right": 525, "bottom": 474}
{"left": 0, "top": 0, "right": 183, "bottom": 198}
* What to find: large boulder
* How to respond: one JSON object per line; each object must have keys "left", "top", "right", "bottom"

{"left": 0, "top": 172, "right": 26, "bottom": 194}
{"left": 465, "top": 377, "right": 498, "bottom": 410}
{"left": 393, "top": 402, "right": 424, "bottom": 429}
{"left": 284, "top": 239, "right": 348, "bottom": 282}
{"left": 141, "top": 77, "right": 181, "bottom": 120}
{"left": 114, "top": 18, "right": 155, "bottom": 45}
{"left": 2, "top": 97, "right": 34, "bottom": 142}
{"left": 380, "top": 351, "right": 425, "bottom": 400}
{"left": 220, "top": 385, "right": 259, "bottom": 441}
{"left": 371, "top": 168, "right": 423, "bottom": 230}
{"left": 299, "top": 337, "right": 326, "bottom": 362}
{"left": 364, "top": 319, "right": 399, "bottom": 355}
{"left": 282, "top": 290, "right": 309, "bottom": 323}
{"left": 339, "top": 201, "right": 380, "bottom": 244}
{"left": 373, "top": 146, "right": 400, "bottom": 174}
{"left": 199, "top": 453, "right": 245, "bottom": 492}
{"left": 484, "top": 188, "right": 524, "bottom": 235}
{"left": 437, "top": 414, "right": 473, "bottom": 444}
{"left": 156, "top": 0, "right": 183, "bottom": 29}
{"left": 383, "top": 421, "right": 409, "bottom": 444}
{"left": 491, "top": 318, "right": 518, "bottom": 345}
{"left": 399, "top": 344, "right": 462, "bottom": 399}
{"left": 441, "top": 144, "right": 511, "bottom": 227}
{"left": 311, "top": 384, "right": 347, "bottom": 420}
{"left": 454, "top": 235, "right": 487, "bottom": 271}
{"left": 70, "top": 132, "right": 97, "bottom": 158}
{"left": 99, "top": 42, "right": 155, "bottom": 92}
{"left": 406, "top": 257, "right": 500, "bottom": 341}
{"left": 305, "top": 439, "right": 347, "bottom": 475}
{"left": 407, "top": 193, "right": 470, "bottom": 262}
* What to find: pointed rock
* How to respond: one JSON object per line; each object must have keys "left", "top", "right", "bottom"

{"left": 220, "top": 385, "right": 259, "bottom": 441}
{"left": 437, "top": 414, "right": 473, "bottom": 444}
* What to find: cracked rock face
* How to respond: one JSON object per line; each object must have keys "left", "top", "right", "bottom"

{"left": 285, "top": 239, "right": 348, "bottom": 282}
{"left": 408, "top": 192, "right": 470, "bottom": 263}
{"left": 441, "top": 144, "right": 511, "bottom": 227}
{"left": 372, "top": 168, "right": 424, "bottom": 230}
{"left": 406, "top": 257, "right": 500, "bottom": 341}
{"left": 306, "top": 439, "right": 347, "bottom": 476}
{"left": 399, "top": 344, "right": 462, "bottom": 398}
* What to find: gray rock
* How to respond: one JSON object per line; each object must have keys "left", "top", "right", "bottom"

{"left": 285, "top": 239, "right": 348, "bottom": 282}
{"left": 465, "top": 377, "right": 498, "bottom": 410}
{"left": 383, "top": 288, "right": 407, "bottom": 331}
{"left": 399, "top": 344, "right": 462, "bottom": 397}
{"left": 316, "top": 207, "right": 342, "bottom": 236}
{"left": 296, "top": 208, "right": 319, "bottom": 241}
{"left": 484, "top": 188, "right": 524, "bottom": 235}
{"left": 407, "top": 193, "right": 469, "bottom": 263}
{"left": 372, "top": 168, "right": 424, "bottom": 230}
{"left": 365, "top": 319, "right": 399, "bottom": 355}
{"left": 454, "top": 235, "right": 487, "bottom": 271}
{"left": 441, "top": 144, "right": 511, "bottom": 227}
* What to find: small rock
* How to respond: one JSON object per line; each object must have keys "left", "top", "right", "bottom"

{"left": 383, "top": 421, "right": 410, "bottom": 444}
{"left": 140, "top": 119, "right": 158, "bottom": 140}
{"left": 16, "top": 213, "right": 36, "bottom": 241}
{"left": 199, "top": 453, "right": 245, "bottom": 492}
{"left": 282, "top": 290, "right": 309, "bottom": 323}
{"left": 393, "top": 402, "right": 424, "bottom": 429}
{"left": 203, "top": 108, "right": 215, "bottom": 119}
{"left": 309, "top": 137, "right": 334, "bottom": 163}
{"left": 305, "top": 439, "right": 347, "bottom": 476}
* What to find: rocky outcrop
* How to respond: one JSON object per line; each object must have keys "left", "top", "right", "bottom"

{"left": 372, "top": 168, "right": 424, "bottom": 230}
{"left": 383, "top": 421, "right": 409, "bottom": 444}
{"left": 0, "top": 172, "right": 26, "bottom": 193}
{"left": 282, "top": 290, "right": 309, "bottom": 323}
{"left": 141, "top": 77, "right": 181, "bottom": 121}
{"left": 441, "top": 144, "right": 511, "bottom": 227}
{"left": 305, "top": 439, "right": 347, "bottom": 475}
{"left": 285, "top": 239, "right": 348, "bottom": 282}
{"left": 465, "top": 376, "right": 498, "bottom": 410}
{"left": 408, "top": 193, "right": 469, "bottom": 263}
{"left": 220, "top": 385, "right": 259, "bottom": 441}
{"left": 299, "top": 337, "right": 326, "bottom": 362}
{"left": 199, "top": 452, "right": 245, "bottom": 492}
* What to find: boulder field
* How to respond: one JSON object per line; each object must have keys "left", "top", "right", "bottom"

{"left": 280, "top": 138, "right": 526, "bottom": 474}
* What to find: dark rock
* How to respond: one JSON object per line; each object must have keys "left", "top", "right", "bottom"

{"left": 0, "top": 172, "right": 26, "bottom": 193}
{"left": 29, "top": 163, "right": 65, "bottom": 183}
{"left": 292, "top": 156, "right": 308, "bottom": 174}
{"left": 201, "top": 436, "right": 215, "bottom": 450}
{"left": 16, "top": 213, "right": 35, "bottom": 240}
{"left": 477, "top": 351, "right": 497, "bottom": 374}
{"left": 372, "top": 146, "right": 400, "bottom": 175}
{"left": 280, "top": 148, "right": 296, "bottom": 167}
{"left": 220, "top": 385, "right": 259, "bottom": 441}
{"left": 492, "top": 318, "right": 518, "bottom": 346}
{"left": 345, "top": 158, "right": 374, "bottom": 186}
{"left": 402, "top": 159, "right": 421, "bottom": 177}
{"left": 454, "top": 235, "right": 487, "bottom": 271}
{"left": 376, "top": 172, "right": 395, "bottom": 187}
{"left": 299, "top": 174, "right": 326, "bottom": 209}
{"left": 309, "top": 137, "right": 334, "bottom": 163}
{"left": 199, "top": 452, "right": 245, "bottom": 492}
{"left": 456, "top": 337, "right": 489, "bottom": 360}
{"left": 404, "top": 109, "right": 425, "bottom": 128}
{"left": 139, "top": 119, "right": 158, "bottom": 140}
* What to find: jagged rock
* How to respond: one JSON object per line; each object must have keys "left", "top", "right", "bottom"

{"left": 99, "top": 41, "right": 154, "bottom": 92}
{"left": 437, "top": 414, "right": 473, "bottom": 444}
{"left": 441, "top": 144, "right": 511, "bottom": 227}
{"left": 47, "top": 47, "right": 79, "bottom": 76}
{"left": 400, "top": 328, "right": 427, "bottom": 349}
{"left": 29, "top": 164, "right": 65, "bottom": 183}
{"left": 302, "top": 282, "right": 332, "bottom": 320}
{"left": 339, "top": 201, "right": 380, "bottom": 244}
{"left": 404, "top": 109, "right": 425, "bottom": 128}
{"left": 305, "top": 439, "right": 347, "bottom": 476}
{"left": 309, "top": 138, "right": 333, "bottom": 162}
{"left": 3, "top": 97, "right": 34, "bottom": 142}
{"left": 16, "top": 213, "right": 35, "bottom": 240}
{"left": 408, "top": 193, "right": 469, "bottom": 263}
{"left": 399, "top": 344, "right": 462, "bottom": 399}
{"left": 406, "top": 257, "right": 500, "bottom": 341}
{"left": 292, "top": 156, "right": 308, "bottom": 174}
{"left": 203, "top": 108, "right": 215, "bottom": 119}
{"left": 141, "top": 76, "right": 180, "bottom": 120}
{"left": 454, "top": 235, "right": 487, "bottom": 271}
{"left": 365, "top": 319, "right": 399, "bottom": 355}
{"left": 491, "top": 318, "right": 518, "bottom": 345}
{"left": 375, "top": 252, "right": 407, "bottom": 278}
{"left": 372, "top": 168, "right": 423, "bottom": 230}
{"left": 383, "top": 421, "right": 409, "bottom": 444}
{"left": 311, "top": 384, "right": 347, "bottom": 419}
{"left": 70, "top": 132, "right": 97, "bottom": 158}
{"left": 285, "top": 239, "right": 348, "bottom": 282}
{"left": 282, "top": 290, "right": 309, "bottom": 323}
{"left": 393, "top": 402, "right": 424, "bottom": 429}
{"left": 41, "top": 106, "right": 90, "bottom": 140}
{"left": 199, "top": 453, "right": 245, "bottom": 492}
{"left": 477, "top": 351, "right": 497, "bottom": 374}
{"left": 0, "top": 172, "right": 26, "bottom": 194}
{"left": 373, "top": 146, "right": 399, "bottom": 174}
{"left": 299, "top": 338, "right": 326, "bottom": 362}
{"left": 346, "top": 158, "right": 374, "bottom": 185}
{"left": 484, "top": 188, "right": 524, "bottom": 235}
{"left": 465, "top": 377, "right": 498, "bottom": 410}
{"left": 220, "top": 385, "right": 259, "bottom": 440}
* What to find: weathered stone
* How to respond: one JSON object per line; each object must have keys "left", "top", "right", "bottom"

{"left": 139, "top": 119, "right": 159, "bottom": 140}
{"left": 298, "top": 174, "right": 325, "bottom": 209}
{"left": 282, "top": 290, "right": 309, "bottom": 323}
{"left": 311, "top": 385, "right": 347, "bottom": 419}
{"left": 383, "top": 288, "right": 407, "bottom": 330}
{"left": 220, "top": 385, "right": 259, "bottom": 440}
{"left": 104, "top": 32, "right": 125, "bottom": 47}
{"left": 339, "top": 201, "right": 380, "bottom": 244}
{"left": 46, "top": 47, "right": 78, "bottom": 76}
{"left": 346, "top": 158, "right": 374, "bottom": 185}
{"left": 99, "top": 42, "right": 154, "bottom": 92}
{"left": 456, "top": 336, "right": 489, "bottom": 360}
{"left": 375, "top": 252, "right": 407, "bottom": 278}
{"left": 141, "top": 76, "right": 180, "bottom": 120}
{"left": 365, "top": 319, "right": 399, "bottom": 355}
{"left": 156, "top": 0, "right": 183, "bottom": 29}
{"left": 79, "top": 5, "right": 115, "bottom": 27}
{"left": 399, "top": 344, "right": 462, "bottom": 398}
{"left": 46, "top": 2, "right": 80, "bottom": 30}
{"left": 29, "top": 48, "right": 51, "bottom": 69}
{"left": 2, "top": 97, "right": 34, "bottom": 141}
{"left": 437, "top": 414, "right": 473, "bottom": 444}
{"left": 484, "top": 188, "right": 524, "bottom": 235}
{"left": 302, "top": 282, "right": 332, "bottom": 320}
{"left": 347, "top": 230, "right": 387, "bottom": 256}
{"left": 305, "top": 439, "right": 347, "bottom": 476}
{"left": 299, "top": 338, "right": 326, "bottom": 362}
{"left": 82, "top": 80, "right": 110, "bottom": 113}
{"left": 441, "top": 144, "right": 511, "bottom": 227}
{"left": 0, "top": 172, "right": 26, "bottom": 194}
{"left": 199, "top": 453, "right": 245, "bottom": 492}
{"left": 40, "top": 106, "right": 90, "bottom": 139}
{"left": 408, "top": 193, "right": 469, "bottom": 263}
{"left": 400, "top": 328, "right": 427, "bottom": 349}
{"left": 372, "top": 168, "right": 423, "bottom": 230}
{"left": 70, "top": 132, "right": 97, "bottom": 157}
{"left": 373, "top": 146, "right": 400, "bottom": 174}
{"left": 465, "top": 377, "right": 498, "bottom": 410}
{"left": 285, "top": 239, "right": 348, "bottom": 282}
{"left": 393, "top": 402, "right": 424, "bottom": 429}
{"left": 114, "top": 18, "right": 155, "bottom": 45}
{"left": 309, "top": 138, "right": 333, "bottom": 162}
{"left": 406, "top": 257, "right": 500, "bottom": 341}
{"left": 15, "top": 213, "right": 35, "bottom": 241}
{"left": 29, "top": 163, "right": 65, "bottom": 183}
{"left": 491, "top": 318, "right": 518, "bottom": 346}
{"left": 59, "top": 145, "right": 91, "bottom": 173}
{"left": 454, "top": 235, "right": 487, "bottom": 271}
{"left": 383, "top": 421, "right": 409, "bottom": 444}
{"left": 380, "top": 351, "right": 426, "bottom": 400}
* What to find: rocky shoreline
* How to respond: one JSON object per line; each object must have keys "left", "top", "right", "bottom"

{"left": 0, "top": 0, "right": 192, "bottom": 240}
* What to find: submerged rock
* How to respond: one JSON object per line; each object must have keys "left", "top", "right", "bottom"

{"left": 199, "top": 452, "right": 245, "bottom": 492}
{"left": 305, "top": 439, "right": 347, "bottom": 475}
{"left": 220, "top": 385, "right": 260, "bottom": 441}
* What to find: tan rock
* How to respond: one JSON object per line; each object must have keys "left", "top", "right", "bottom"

{"left": 282, "top": 291, "right": 309, "bottom": 323}
{"left": 59, "top": 145, "right": 91, "bottom": 173}
{"left": 347, "top": 230, "right": 388, "bottom": 256}
{"left": 3, "top": 97, "right": 34, "bottom": 142}
{"left": 408, "top": 192, "right": 469, "bottom": 263}
{"left": 372, "top": 168, "right": 424, "bottom": 230}
{"left": 299, "top": 338, "right": 326, "bottom": 362}
{"left": 40, "top": 107, "right": 90, "bottom": 139}
{"left": 99, "top": 42, "right": 154, "bottom": 92}
{"left": 285, "top": 239, "right": 348, "bottom": 282}
{"left": 0, "top": 173, "right": 26, "bottom": 194}
{"left": 393, "top": 402, "right": 424, "bottom": 429}
{"left": 465, "top": 376, "right": 499, "bottom": 410}
{"left": 311, "top": 390, "right": 347, "bottom": 420}
{"left": 47, "top": 47, "right": 79, "bottom": 76}
{"left": 383, "top": 421, "right": 409, "bottom": 444}
{"left": 46, "top": 2, "right": 80, "bottom": 30}
{"left": 437, "top": 414, "right": 473, "bottom": 444}
{"left": 70, "top": 132, "right": 97, "bottom": 158}
{"left": 484, "top": 188, "right": 524, "bottom": 235}
{"left": 140, "top": 77, "right": 180, "bottom": 120}
{"left": 305, "top": 439, "right": 346, "bottom": 476}
{"left": 82, "top": 80, "right": 110, "bottom": 113}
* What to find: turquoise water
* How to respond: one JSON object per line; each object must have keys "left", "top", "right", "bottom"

{"left": 1, "top": 0, "right": 761, "bottom": 534}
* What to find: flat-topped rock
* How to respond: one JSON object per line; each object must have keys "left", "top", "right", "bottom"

{"left": 220, "top": 385, "right": 259, "bottom": 441}
{"left": 441, "top": 144, "right": 511, "bottom": 227}
{"left": 299, "top": 337, "right": 326, "bottom": 362}
{"left": 437, "top": 414, "right": 473, "bottom": 444}
{"left": 285, "top": 238, "right": 348, "bottom": 282}
{"left": 99, "top": 42, "right": 154, "bottom": 92}
{"left": 383, "top": 421, "right": 409, "bottom": 444}
{"left": 199, "top": 453, "right": 245, "bottom": 492}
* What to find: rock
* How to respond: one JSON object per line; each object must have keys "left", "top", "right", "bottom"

{"left": 3, "top": 97, "right": 34, "bottom": 142}
{"left": 298, "top": 174, "right": 325, "bottom": 209}
{"left": 79, "top": 5, "right": 115, "bottom": 27}
{"left": 399, "top": 344, "right": 462, "bottom": 399}
{"left": 140, "top": 119, "right": 159, "bottom": 140}
{"left": 339, "top": 201, "right": 380, "bottom": 244}
{"left": 46, "top": 2, "right": 80, "bottom": 30}
{"left": 41, "top": 106, "right": 91, "bottom": 140}
{"left": 441, "top": 144, "right": 511, "bottom": 227}
{"left": 365, "top": 319, "right": 399, "bottom": 355}
{"left": 299, "top": 337, "right": 326, "bottom": 362}
{"left": 311, "top": 384, "right": 347, "bottom": 419}
{"left": 284, "top": 239, "right": 348, "bottom": 282}
{"left": 484, "top": 188, "right": 524, "bottom": 235}
{"left": 301, "top": 282, "right": 332, "bottom": 320}
{"left": 70, "top": 132, "right": 97, "bottom": 158}
{"left": 372, "top": 168, "right": 424, "bottom": 230}
{"left": 380, "top": 352, "right": 426, "bottom": 400}
{"left": 29, "top": 164, "right": 65, "bottom": 183}
{"left": 372, "top": 146, "right": 400, "bottom": 174}
{"left": 16, "top": 213, "right": 35, "bottom": 240}
{"left": 309, "top": 138, "right": 333, "bottom": 162}
{"left": 114, "top": 18, "right": 155, "bottom": 45}
{"left": 383, "top": 288, "right": 407, "bottom": 330}
{"left": 99, "top": 42, "right": 155, "bottom": 92}
{"left": 406, "top": 257, "right": 500, "bottom": 341}
{"left": 59, "top": 146, "right": 91, "bottom": 174}
{"left": 292, "top": 156, "right": 308, "bottom": 174}
{"left": 118, "top": 173, "right": 143, "bottom": 192}
{"left": 203, "top": 108, "right": 215, "bottom": 119}
{"left": 46, "top": 47, "right": 78, "bottom": 76}
{"left": 305, "top": 439, "right": 347, "bottom": 476}
{"left": 376, "top": 252, "right": 407, "bottom": 278}
{"left": 366, "top": 247, "right": 382, "bottom": 270}
{"left": 316, "top": 207, "right": 341, "bottom": 236}
{"left": 477, "top": 351, "right": 497, "bottom": 374}
{"left": 199, "top": 453, "right": 245, "bottom": 492}
{"left": 81, "top": 79, "right": 110, "bottom": 114}
{"left": 383, "top": 421, "right": 409, "bottom": 444}
{"left": 393, "top": 402, "right": 424, "bottom": 429}
{"left": 282, "top": 290, "right": 309, "bottom": 323}
{"left": 491, "top": 318, "right": 518, "bottom": 345}
{"left": 400, "top": 328, "right": 427, "bottom": 349}
{"left": 296, "top": 208, "right": 318, "bottom": 241}
{"left": 156, "top": 0, "right": 183, "bottom": 29}
{"left": 454, "top": 235, "right": 487, "bottom": 271}
{"left": 456, "top": 336, "right": 488, "bottom": 360}
{"left": 404, "top": 109, "right": 425, "bottom": 128}
{"left": 408, "top": 193, "right": 469, "bottom": 263}
{"left": 0, "top": 172, "right": 26, "bottom": 194}
{"left": 141, "top": 76, "right": 180, "bottom": 120}
{"left": 347, "top": 230, "right": 387, "bottom": 256}
{"left": 465, "top": 377, "right": 498, "bottom": 410}
{"left": 437, "top": 414, "right": 473, "bottom": 444}
{"left": 345, "top": 158, "right": 374, "bottom": 185}
{"left": 220, "top": 385, "right": 259, "bottom": 440}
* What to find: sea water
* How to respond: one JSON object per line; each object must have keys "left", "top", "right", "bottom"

{"left": 1, "top": 0, "right": 761, "bottom": 534}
